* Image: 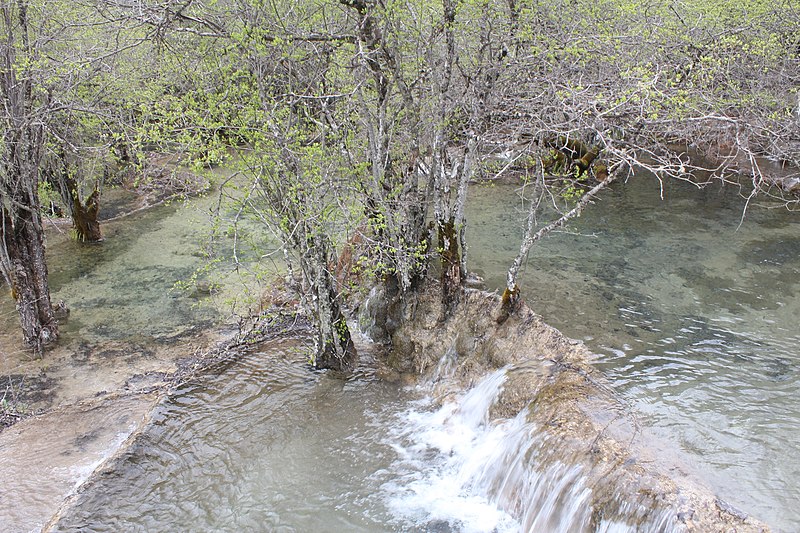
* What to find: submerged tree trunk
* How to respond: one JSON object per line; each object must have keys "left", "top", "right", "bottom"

{"left": 304, "top": 235, "right": 357, "bottom": 372}
{"left": 70, "top": 185, "right": 102, "bottom": 242}
{"left": 1, "top": 204, "right": 58, "bottom": 352}
{"left": 46, "top": 148, "right": 103, "bottom": 242}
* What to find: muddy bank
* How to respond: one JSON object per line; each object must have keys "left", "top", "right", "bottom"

{"left": 375, "top": 282, "right": 770, "bottom": 532}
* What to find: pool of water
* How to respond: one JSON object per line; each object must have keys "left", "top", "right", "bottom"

{"left": 0, "top": 190, "right": 219, "bottom": 351}
{"left": 466, "top": 174, "right": 800, "bottom": 530}
{"left": 14, "top": 172, "right": 800, "bottom": 531}
{"left": 53, "top": 342, "right": 428, "bottom": 532}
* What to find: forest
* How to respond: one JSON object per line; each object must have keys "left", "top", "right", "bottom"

{"left": 1, "top": 0, "right": 799, "bottom": 531}
{"left": 1, "top": 0, "right": 797, "bottom": 359}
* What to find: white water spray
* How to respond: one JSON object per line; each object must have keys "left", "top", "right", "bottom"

{"left": 382, "top": 364, "right": 685, "bottom": 532}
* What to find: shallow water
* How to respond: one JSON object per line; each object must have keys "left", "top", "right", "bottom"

{"left": 1, "top": 186, "right": 279, "bottom": 360}
{"left": 55, "top": 343, "right": 417, "bottom": 532}
{"left": 466, "top": 175, "right": 800, "bottom": 531}
{"left": 54, "top": 348, "right": 679, "bottom": 533}
{"left": 0, "top": 190, "right": 221, "bottom": 356}
{"left": 11, "top": 174, "right": 800, "bottom": 531}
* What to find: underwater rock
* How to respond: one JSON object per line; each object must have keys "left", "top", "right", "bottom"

{"left": 464, "top": 272, "right": 486, "bottom": 290}
{"left": 53, "top": 300, "right": 70, "bottom": 321}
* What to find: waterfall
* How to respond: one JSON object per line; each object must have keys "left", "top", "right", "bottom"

{"left": 382, "top": 365, "right": 685, "bottom": 532}
{"left": 382, "top": 368, "right": 519, "bottom": 532}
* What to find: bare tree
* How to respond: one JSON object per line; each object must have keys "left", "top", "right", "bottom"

{"left": 337, "top": 0, "right": 513, "bottom": 316}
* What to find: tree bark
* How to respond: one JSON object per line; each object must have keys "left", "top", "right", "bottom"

{"left": 0, "top": 1, "right": 59, "bottom": 351}
{"left": 45, "top": 147, "right": 104, "bottom": 243}
{"left": 1, "top": 205, "right": 58, "bottom": 352}
{"left": 305, "top": 235, "right": 357, "bottom": 372}
{"left": 438, "top": 216, "right": 462, "bottom": 314}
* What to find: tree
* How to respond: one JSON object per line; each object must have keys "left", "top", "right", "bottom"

{"left": 106, "top": 0, "right": 799, "bottom": 367}
{"left": 0, "top": 0, "right": 144, "bottom": 349}
{"left": 117, "top": 0, "right": 363, "bottom": 370}
{"left": 1, "top": 0, "right": 60, "bottom": 350}
{"left": 42, "top": 140, "right": 104, "bottom": 243}
{"left": 479, "top": 0, "right": 800, "bottom": 316}
{"left": 336, "top": 0, "right": 513, "bottom": 316}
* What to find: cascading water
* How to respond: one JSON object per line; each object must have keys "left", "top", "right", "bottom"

{"left": 383, "top": 369, "right": 521, "bottom": 532}
{"left": 465, "top": 176, "right": 800, "bottom": 530}
{"left": 381, "top": 363, "right": 684, "bottom": 533}
{"left": 52, "top": 339, "right": 688, "bottom": 532}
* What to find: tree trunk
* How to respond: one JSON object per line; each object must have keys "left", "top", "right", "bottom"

{"left": 71, "top": 185, "right": 102, "bottom": 242}
{"left": 500, "top": 165, "right": 619, "bottom": 324}
{"left": 313, "top": 280, "right": 357, "bottom": 372}
{"left": 46, "top": 149, "right": 103, "bottom": 243}
{"left": 0, "top": 0, "right": 60, "bottom": 352}
{"left": 305, "top": 235, "right": 357, "bottom": 372}
{"left": 438, "top": 216, "right": 462, "bottom": 314}
{"left": 1, "top": 206, "right": 58, "bottom": 352}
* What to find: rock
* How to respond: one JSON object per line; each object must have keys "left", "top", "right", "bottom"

{"left": 781, "top": 177, "right": 800, "bottom": 193}
{"left": 465, "top": 272, "right": 486, "bottom": 290}
{"left": 194, "top": 280, "right": 218, "bottom": 295}
{"left": 379, "top": 280, "right": 771, "bottom": 532}
{"left": 715, "top": 498, "right": 749, "bottom": 521}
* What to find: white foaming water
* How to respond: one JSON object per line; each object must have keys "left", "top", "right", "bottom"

{"left": 383, "top": 368, "right": 521, "bottom": 532}
{"left": 382, "top": 365, "right": 683, "bottom": 533}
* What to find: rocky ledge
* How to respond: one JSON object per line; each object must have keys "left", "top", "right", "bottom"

{"left": 372, "top": 281, "right": 770, "bottom": 532}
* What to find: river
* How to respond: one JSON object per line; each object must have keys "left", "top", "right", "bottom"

{"left": 10, "top": 173, "right": 800, "bottom": 531}
{"left": 468, "top": 173, "right": 800, "bottom": 531}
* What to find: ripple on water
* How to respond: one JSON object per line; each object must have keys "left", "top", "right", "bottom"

{"left": 27, "top": 175, "right": 800, "bottom": 532}
{"left": 465, "top": 176, "right": 800, "bottom": 530}
{"left": 55, "top": 341, "right": 418, "bottom": 532}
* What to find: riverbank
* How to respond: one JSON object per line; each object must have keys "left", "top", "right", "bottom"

{"left": 0, "top": 321, "right": 227, "bottom": 531}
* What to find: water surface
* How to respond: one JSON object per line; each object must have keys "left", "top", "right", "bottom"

{"left": 466, "top": 174, "right": 800, "bottom": 530}
{"left": 15, "top": 174, "right": 800, "bottom": 531}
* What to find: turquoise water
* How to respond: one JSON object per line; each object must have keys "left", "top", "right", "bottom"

{"left": 466, "top": 175, "right": 800, "bottom": 530}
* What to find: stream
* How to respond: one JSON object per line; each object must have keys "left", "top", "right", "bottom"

{"left": 468, "top": 173, "right": 800, "bottom": 531}
{"left": 6, "top": 173, "right": 800, "bottom": 531}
